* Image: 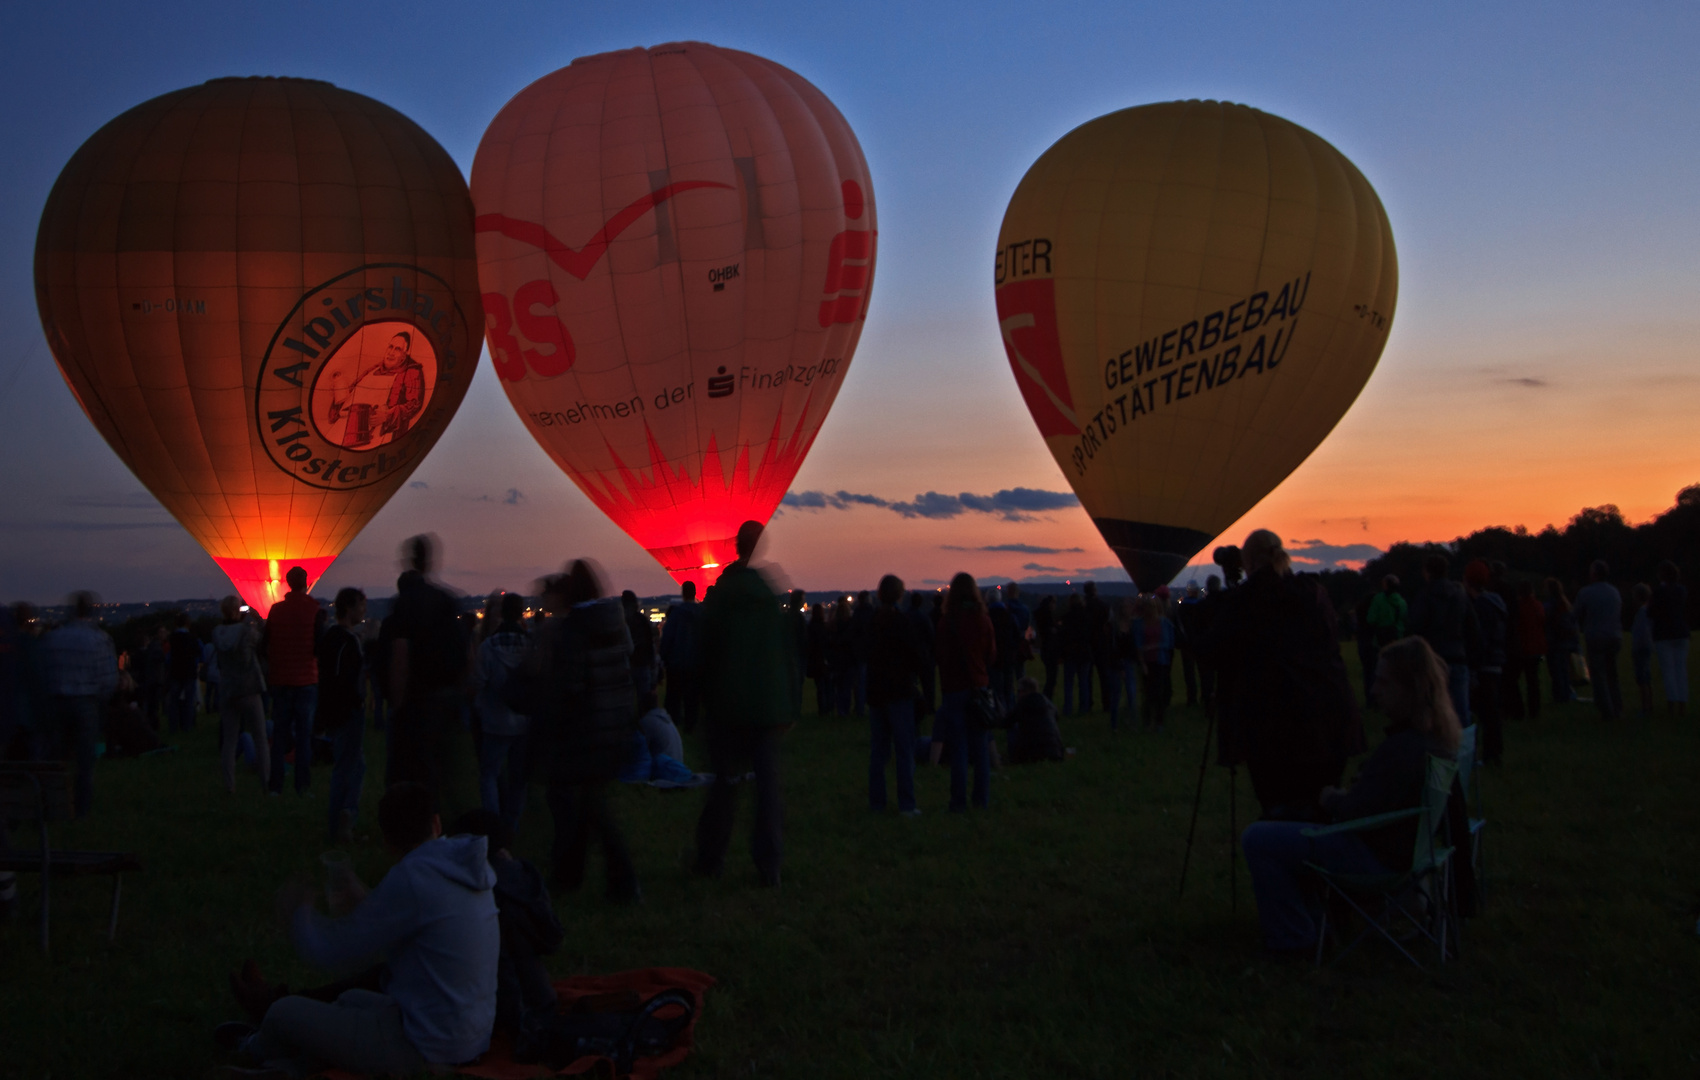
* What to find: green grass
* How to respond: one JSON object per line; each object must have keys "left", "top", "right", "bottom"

{"left": 3, "top": 651, "right": 1698, "bottom": 1079}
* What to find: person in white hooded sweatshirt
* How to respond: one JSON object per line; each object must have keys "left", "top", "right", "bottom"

{"left": 215, "top": 782, "right": 499, "bottom": 1078}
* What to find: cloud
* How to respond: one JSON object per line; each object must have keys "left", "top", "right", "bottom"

{"left": 503, "top": 488, "right": 526, "bottom": 505}
{"left": 921, "top": 578, "right": 947, "bottom": 585}
{"left": 1070, "top": 566, "right": 1133, "bottom": 581}
{"left": 1501, "top": 377, "right": 1549, "bottom": 388}
{"left": 784, "top": 487, "right": 1080, "bottom": 522}
{"left": 1022, "top": 562, "right": 1065, "bottom": 572}
{"left": 940, "top": 543, "right": 1086, "bottom": 555}
{"left": 782, "top": 490, "right": 890, "bottom": 511}
{"left": 409, "top": 481, "right": 429, "bottom": 489}
{"left": 1287, "top": 540, "right": 1384, "bottom": 571}
{"left": 890, "top": 491, "right": 968, "bottom": 519}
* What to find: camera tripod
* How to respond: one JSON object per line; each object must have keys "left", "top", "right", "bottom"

{"left": 1177, "top": 705, "right": 1239, "bottom": 911}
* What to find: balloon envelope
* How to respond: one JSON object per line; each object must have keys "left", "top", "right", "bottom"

{"left": 996, "top": 101, "right": 1397, "bottom": 589}
{"left": 472, "top": 42, "right": 875, "bottom": 592}
{"left": 35, "top": 77, "right": 482, "bottom": 613}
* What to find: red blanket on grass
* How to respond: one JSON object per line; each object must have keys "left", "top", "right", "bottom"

{"left": 321, "top": 968, "right": 715, "bottom": 1080}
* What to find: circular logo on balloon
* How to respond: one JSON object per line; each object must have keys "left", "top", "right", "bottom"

{"left": 255, "top": 264, "right": 471, "bottom": 490}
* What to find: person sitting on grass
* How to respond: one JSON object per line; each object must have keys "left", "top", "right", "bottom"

{"left": 212, "top": 782, "right": 499, "bottom": 1079}
{"left": 1006, "top": 677, "right": 1065, "bottom": 764}
{"left": 1239, "top": 635, "right": 1461, "bottom": 959}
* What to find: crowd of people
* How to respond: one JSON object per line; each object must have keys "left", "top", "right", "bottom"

{"left": 0, "top": 519, "right": 1689, "bottom": 1070}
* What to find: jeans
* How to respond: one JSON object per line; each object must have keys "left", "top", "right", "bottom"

{"left": 166, "top": 677, "right": 198, "bottom": 732}
{"left": 327, "top": 711, "right": 367, "bottom": 842}
{"left": 242, "top": 990, "right": 425, "bottom": 1077}
{"left": 1586, "top": 638, "right": 1622, "bottom": 719}
{"left": 1242, "top": 820, "right": 1388, "bottom": 951}
{"left": 389, "top": 688, "right": 475, "bottom": 818}
{"left": 869, "top": 700, "right": 917, "bottom": 812}
{"left": 1445, "top": 661, "right": 1471, "bottom": 727}
{"left": 268, "top": 685, "right": 318, "bottom": 794}
{"left": 1062, "top": 660, "right": 1092, "bottom": 715}
{"left": 547, "top": 781, "right": 637, "bottom": 900}
{"left": 1654, "top": 638, "right": 1689, "bottom": 705}
{"left": 479, "top": 732, "right": 529, "bottom": 835}
{"left": 811, "top": 673, "right": 832, "bottom": 717}
{"left": 1105, "top": 660, "right": 1137, "bottom": 729}
{"left": 1142, "top": 661, "right": 1173, "bottom": 729}
{"left": 220, "top": 692, "right": 270, "bottom": 792}
{"left": 934, "top": 689, "right": 989, "bottom": 810}
{"left": 50, "top": 695, "right": 101, "bottom": 818}
{"left": 694, "top": 723, "right": 783, "bottom": 877}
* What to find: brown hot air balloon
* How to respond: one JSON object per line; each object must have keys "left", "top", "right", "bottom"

{"left": 472, "top": 42, "right": 875, "bottom": 593}
{"left": 35, "top": 77, "right": 482, "bottom": 613}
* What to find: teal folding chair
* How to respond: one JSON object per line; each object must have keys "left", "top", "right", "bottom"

{"left": 1302, "top": 754, "right": 1459, "bottom": 968}
{"left": 1455, "top": 724, "right": 1487, "bottom": 901}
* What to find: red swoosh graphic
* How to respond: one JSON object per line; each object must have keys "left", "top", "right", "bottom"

{"left": 475, "top": 180, "right": 733, "bottom": 280}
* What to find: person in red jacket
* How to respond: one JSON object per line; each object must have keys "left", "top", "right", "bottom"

{"left": 931, "top": 572, "right": 996, "bottom": 811}
{"left": 265, "top": 566, "right": 327, "bottom": 795}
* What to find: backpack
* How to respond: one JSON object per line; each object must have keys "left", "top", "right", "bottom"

{"left": 513, "top": 989, "right": 696, "bottom": 1074}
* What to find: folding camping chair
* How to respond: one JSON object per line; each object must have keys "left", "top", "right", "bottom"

{"left": 1302, "top": 754, "right": 1459, "bottom": 969}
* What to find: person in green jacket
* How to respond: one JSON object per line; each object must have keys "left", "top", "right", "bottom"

{"left": 1366, "top": 575, "right": 1408, "bottom": 647}
{"left": 691, "top": 521, "right": 797, "bottom": 888}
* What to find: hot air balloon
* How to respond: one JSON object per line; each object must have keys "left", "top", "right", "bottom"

{"left": 996, "top": 100, "right": 1397, "bottom": 589}
{"left": 35, "top": 77, "right": 482, "bottom": 614}
{"left": 472, "top": 42, "right": 875, "bottom": 592}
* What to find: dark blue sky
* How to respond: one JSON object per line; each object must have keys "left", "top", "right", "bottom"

{"left": 3, "top": 2, "right": 1697, "bottom": 601}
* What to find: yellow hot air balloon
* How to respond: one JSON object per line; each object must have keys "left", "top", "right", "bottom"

{"left": 996, "top": 100, "right": 1396, "bottom": 589}
{"left": 35, "top": 77, "right": 482, "bottom": 613}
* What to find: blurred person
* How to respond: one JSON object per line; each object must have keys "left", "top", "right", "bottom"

{"left": 1196, "top": 530, "right": 1362, "bottom": 818}
{"left": 849, "top": 590, "right": 874, "bottom": 717}
{"left": 1177, "top": 582, "right": 1204, "bottom": 706}
{"left": 1137, "top": 595, "right": 1177, "bottom": 732}
{"left": 1407, "top": 554, "right": 1477, "bottom": 726}
{"left": 216, "top": 783, "right": 498, "bottom": 1078}
{"left": 788, "top": 590, "right": 809, "bottom": 703}
{"left": 1083, "top": 581, "right": 1116, "bottom": 718}
{"left": 536, "top": 561, "right": 640, "bottom": 904}
{"left": 635, "top": 691, "right": 685, "bottom": 764}
{"left": 213, "top": 597, "right": 270, "bottom": 794}
{"left": 1059, "top": 592, "right": 1092, "bottom": 715}
{"left": 805, "top": 601, "right": 832, "bottom": 716}
{"left": 138, "top": 625, "right": 168, "bottom": 730}
{"left": 1106, "top": 597, "right": 1139, "bottom": 731}
{"left": 907, "top": 591, "right": 938, "bottom": 719}
{"left": 1463, "top": 560, "right": 1507, "bottom": 765}
{"left": 987, "top": 587, "right": 1021, "bottom": 714}
{"left": 1630, "top": 582, "right": 1655, "bottom": 719}
{"left": 1006, "top": 676, "right": 1065, "bottom": 764}
{"left": 1240, "top": 635, "right": 1461, "bottom": 957}
{"left": 265, "top": 565, "right": 326, "bottom": 796}
{"left": 40, "top": 591, "right": 119, "bottom": 817}
{"left": 473, "top": 591, "right": 532, "bottom": 837}
{"left": 1573, "top": 560, "right": 1624, "bottom": 721}
{"left": 1649, "top": 560, "right": 1689, "bottom": 717}
{"left": 866, "top": 573, "right": 925, "bottom": 815}
{"left": 659, "top": 580, "right": 703, "bottom": 732}
{"left": 166, "top": 612, "right": 201, "bottom": 733}
{"left": 319, "top": 588, "right": 369, "bottom": 846}
{"left": 830, "top": 599, "right": 856, "bottom": 716}
{"left": 1033, "top": 593, "right": 1061, "bottom": 699}
{"left": 931, "top": 572, "right": 996, "bottom": 811}
{"left": 621, "top": 590, "right": 658, "bottom": 698}
{"left": 1544, "top": 577, "right": 1581, "bottom": 704}
{"left": 693, "top": 522, "right": 797, "bottom": 886}
{"left": 387, "top": 536, "right": 473, "bottom": 813}
{"left": 1193, "top": 575, "right": 1226, "bottom": 715}
{"left": 1509, "top": 580, "right": 1547, "bottom": 720}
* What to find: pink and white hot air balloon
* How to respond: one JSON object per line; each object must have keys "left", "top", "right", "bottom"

{"left": 473, "top": 42, "right": 876, "bottom": 590}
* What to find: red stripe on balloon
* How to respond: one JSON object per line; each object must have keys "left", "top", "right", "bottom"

{"left": 474, "top": 181, "right": 733, "bottom": 280}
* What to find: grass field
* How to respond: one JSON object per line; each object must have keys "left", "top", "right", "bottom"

{"left": 3, "top": 652, "right": 1698, "bottom": 1079}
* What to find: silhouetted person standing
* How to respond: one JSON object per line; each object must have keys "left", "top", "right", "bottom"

{"left": 266, "top": 565, "right": 326, "bottom": 796}
{"left": 659, "top": 581, "right": 702, "bottom": 732}
{"left": 932, "top": 573, "right": 997, "bottom": 811}
{"left": 166, "top": 613, "right": 201, "bottom": 733}
{"left": 1407, "top": 554, "right": 1478, "bottom": 727}
{"left": 319, "top": 588, "right": 368, "bottom": 844}
{"left": 907, "top": 591, "right": 937, "bottom": 718}
{"left": 1464, "top": 559, "right": 1507, "bottom": 765}
{"left": 41, "top": 592, "right": 118, "bottom": 817}
{"left": 867, "top": 574, "right": 925, "bottom": 815}
{"left": 388, "top": 536, "right": 472, "bottom": 813}
{"left": 1649, "top": 560, "right": 1689, "bottom": 717}
{"left": 537, "top": 561, "right": 640, "bottom": 903}
{"left": 1573, "top": 560, "right": 1624, "bottom": 721}
{"left": 693, "top": 522, "right": 796, "bottom": 886}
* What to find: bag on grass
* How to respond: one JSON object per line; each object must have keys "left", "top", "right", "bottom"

{"left": 513, "top": 988, "right": 696, "bottom": 1074}
{"left": 965, "top": 686, "right": 1007, "bottom": 730}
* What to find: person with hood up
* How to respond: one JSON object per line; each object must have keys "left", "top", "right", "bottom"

{"left": 214, "top": 782, "right": 498, "bottom": 1078}
{"left": 474, "top": 591, "right": 532, "bottom": 836}
{"left": 692, "top": 521, "right": 797, "bottom": 886}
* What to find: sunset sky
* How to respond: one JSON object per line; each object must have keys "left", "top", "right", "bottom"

{"left": 2, "top": 2, "right": 1696, "bottom": 602}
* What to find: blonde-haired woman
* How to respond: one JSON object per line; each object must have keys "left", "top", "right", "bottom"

{"left": 1241, "top": 635, "right": 1461, "bottom": 956}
